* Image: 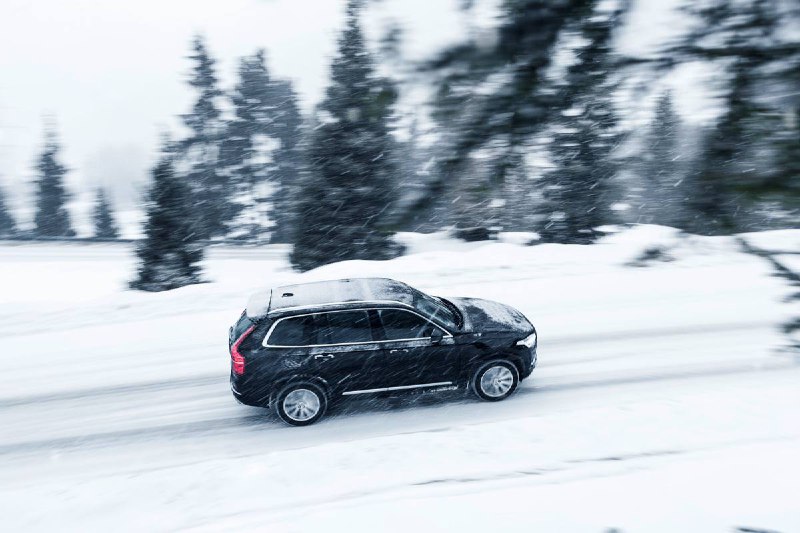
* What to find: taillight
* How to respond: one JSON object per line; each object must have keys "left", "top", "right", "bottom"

{"left": 231, "top": 325, "right": 255, "bottom": 376}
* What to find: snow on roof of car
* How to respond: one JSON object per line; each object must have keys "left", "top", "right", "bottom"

{"left": 246, "top": 278, "right": 415, "bottom": 318}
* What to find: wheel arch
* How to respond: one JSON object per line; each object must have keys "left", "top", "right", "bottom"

{"left": 465, "top": 351, "right": 525, "bottom": 383}
{"left": 269, "top": 374, "right": 332, "bottom": 407}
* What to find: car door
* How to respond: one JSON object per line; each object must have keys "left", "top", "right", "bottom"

{"left": 263, "top": 310, "right": 381, "bottom": 395}
{"left": 374, "top": 308, "right": 460, "bottom": 389}
{"left": 305, "top": 309, "right": 389, "bottom": 394}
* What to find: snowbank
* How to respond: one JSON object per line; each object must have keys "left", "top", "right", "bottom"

{"left": 0, "top": 225, "right": 798, "bottom": 531}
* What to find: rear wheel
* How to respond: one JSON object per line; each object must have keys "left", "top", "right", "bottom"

{"left": 471, "top": 360, "right": 519, "bottom": 401}
{"left": 275, "top": 382, "right": 328, "bottom": 426}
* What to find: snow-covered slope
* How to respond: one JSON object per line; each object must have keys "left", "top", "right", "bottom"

{"left": 0, "top": 226, "right": 798, "bottom": 531}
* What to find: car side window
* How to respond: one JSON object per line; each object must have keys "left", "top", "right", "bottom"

{"left": 268, "top": 315, "right": 316, "bottom": 346}
{"left": 318, "top": 310, "right": 374, "bottom": 345}
{"left": 378, "top": 309, "right": 441, "bottom": 341}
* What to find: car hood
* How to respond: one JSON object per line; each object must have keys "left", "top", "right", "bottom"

{"left": 448, "top": 297, "right": 533, "bottom": 335}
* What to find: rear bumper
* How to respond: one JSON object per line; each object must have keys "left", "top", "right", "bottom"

{"left": 230, "top": 380, "right": 248, "bottom": 404}
{"left": 230, "top": 376, "right": 269, "bottom": 407}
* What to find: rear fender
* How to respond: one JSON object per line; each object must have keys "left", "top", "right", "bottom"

{"left": 268, "top": 374, "right": 333, "bottom": 407}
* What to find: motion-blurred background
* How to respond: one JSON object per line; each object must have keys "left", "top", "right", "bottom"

{"left": 0, "top": 0, "right": 797, "bottom": 280}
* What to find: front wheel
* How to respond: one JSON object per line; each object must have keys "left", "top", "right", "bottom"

{"left": 471, "top": 360, "right": 519, "bottom": 401}
{"left": 275, "top": 382, "right": 328, "bottom": 426}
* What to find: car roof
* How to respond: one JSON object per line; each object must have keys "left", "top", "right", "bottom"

{"left": 246, "top": 277, "right": 416, "bottom": 319}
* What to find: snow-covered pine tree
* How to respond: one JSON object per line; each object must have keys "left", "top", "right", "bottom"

{"left": 267, "top": 79, "right": 303, "bottom": 244}
{"left": 637, "top": 92, "right": 689, "bottom": 227}
{"left": 33, "top": 125, "right": 74, "bottom": 238}
{"left": 678, "top": 0, "right": 799, "bottom": 232}
{"left": 402, "top": 0, "right": 595, "bottom": 236}
{"left": 92, "top": 188, "right": 120, "bottom": 240}
{"left": 373, "top": 25, "right": 440, "bottom": 234}
{"left": 221, "top": 49, "right": 304, "bottom": 243}
{"left": 538, "top": 4, "right": 624, "bottom": 244}
{"left": 768, "top": 106, "right": 800, "bottom": 220}
{"left": 290, "top": 0, "right": 402, "bottom": 271}
{"left": 389, "top": 116, "right": 440, "bottom": 233}
{"left": 686, "top": 65, "right": 762, "bottom": 234}
{"left": 222, "top": 50, "right": 278, "bottom": 242}
{"left": 0, "top": 182, "right": 17, "bottom": 237}
{"left": 180, "top": 36, "right": 229, "bottom": 240}
{"left": 131, "top": 147, "right": 204, "bottom": 292}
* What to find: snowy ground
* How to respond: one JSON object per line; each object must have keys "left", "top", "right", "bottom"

{"left": 0, "top": 226, "right": 798, "bottom": 532}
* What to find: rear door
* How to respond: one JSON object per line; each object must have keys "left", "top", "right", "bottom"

{"left": 375, "top": 308, "right": 460, "bottom": 388}
{"left": 305, "top": 310, "right": 388, "bottom": 394}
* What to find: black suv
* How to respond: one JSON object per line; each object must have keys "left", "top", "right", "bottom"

{"left": 229, "top": 278, "right": 537, "bottom": 426}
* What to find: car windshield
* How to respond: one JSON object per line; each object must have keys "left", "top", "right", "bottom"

{"left": 410, "top": 289, "right": 459, "bottom": 330}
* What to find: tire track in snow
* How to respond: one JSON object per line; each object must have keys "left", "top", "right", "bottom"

{"left": 0, "top": 319, "right": 776, "bottom": 408}
{"left": 0, "top": 358, "right": 793, "bottom": 457}
{"left": 544, "top": 319, "right": 776, "bottom": 347}
{"left": 0, "top": 374, "right": 221, "bottom": 408}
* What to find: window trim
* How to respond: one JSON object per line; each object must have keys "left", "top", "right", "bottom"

{"left": 263, "top": 307, "right": 453, "bottom": 348}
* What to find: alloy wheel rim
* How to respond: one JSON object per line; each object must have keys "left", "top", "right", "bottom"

{"left": 480, "top": 366, "right": 514, "bottom": 397}
{"left": 283, "top": 389, "right": 321, "bottom": 421}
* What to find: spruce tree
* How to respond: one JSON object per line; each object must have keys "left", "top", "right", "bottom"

{"left": 638, "top": 92, "right": 688, "bottom": 227}
{"left": 0, "top": 182, "right": 16, "bottom": 237}
{"left": 390, "top": 117, "right": 441, "bottom": 233}
{"left": 92, "top": 188, "right": 120, "bottom": 239}
{"left": 268, "top": 80, "right": 303, "bottom": 244}
{"left": 398, "top": 0, "right": 595, "bottom": 232}
{"left": 222, "top": 50, "right": 276, "bottom": 241}
{"left": 291, "top": 0, "right": 401, "bottom": 271}
{"left": 33, "top": 126, "right": 74, "bottom": 238}
{"left": 538, "top": 6, "right": 623, "bottom": 244}
{"left": 180, "top": 36, "right": 229, "bottom": 240}
{"left": 686, "top": 65, "right": 758, "bottom": 234}
{"left": 131, "top": 150, "right": 204, "bottom": 292}
{"left": 677, "top": 0, "right": 799, "bottom": 232}
{"left": 222, "top": 51, "right": 303, "bottom": 243}
{"left": 769, "top": 106, "right": 800, "bottom": 217}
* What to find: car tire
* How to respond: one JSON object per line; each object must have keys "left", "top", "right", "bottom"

{"left": 275, "top": 381, "right": 328, "bottom": 426}
{"left": 471, "top": 360, "right": 519, "bottom": 402}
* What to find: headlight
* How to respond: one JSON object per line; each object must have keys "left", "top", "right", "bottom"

{"left": 516, "top": 330, "right": 537, "bottom": 349}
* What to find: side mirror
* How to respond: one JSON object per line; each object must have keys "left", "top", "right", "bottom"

{"left": 430, "top": 329, "right": 444, "bottom": 345}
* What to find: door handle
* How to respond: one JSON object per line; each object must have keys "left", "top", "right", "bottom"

{"left": 389, "top": 349, "right": 409, "bottom": 354}
{"left": 314, "top": 353, "right": 335, "bottom": 360}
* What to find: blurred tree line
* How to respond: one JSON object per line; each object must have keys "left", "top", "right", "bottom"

{"left": 4, "top": 0, "right": 797, "bottom": 290}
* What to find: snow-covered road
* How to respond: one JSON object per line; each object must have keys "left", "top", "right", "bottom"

{"left": 0, "top": 320, "right": 788, "bottom": 455}
{"left": 0, "top": 227, "right": 798, "bottom": 531}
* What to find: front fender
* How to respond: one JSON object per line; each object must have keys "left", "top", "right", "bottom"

{"left": 464, "top": 348, "right": 526, "bottom": 383}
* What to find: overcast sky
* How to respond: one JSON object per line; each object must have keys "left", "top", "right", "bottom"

{"left": 0, "top": 0, "right": 474, "bottom": 225}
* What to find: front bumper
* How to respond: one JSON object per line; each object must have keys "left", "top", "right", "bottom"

{"left": 517, "top": 345, "right": 537, "bottom": 379}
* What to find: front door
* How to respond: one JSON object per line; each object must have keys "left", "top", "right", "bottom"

{"left": 373, "top": 308, "right": 460, "bottom": 389}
